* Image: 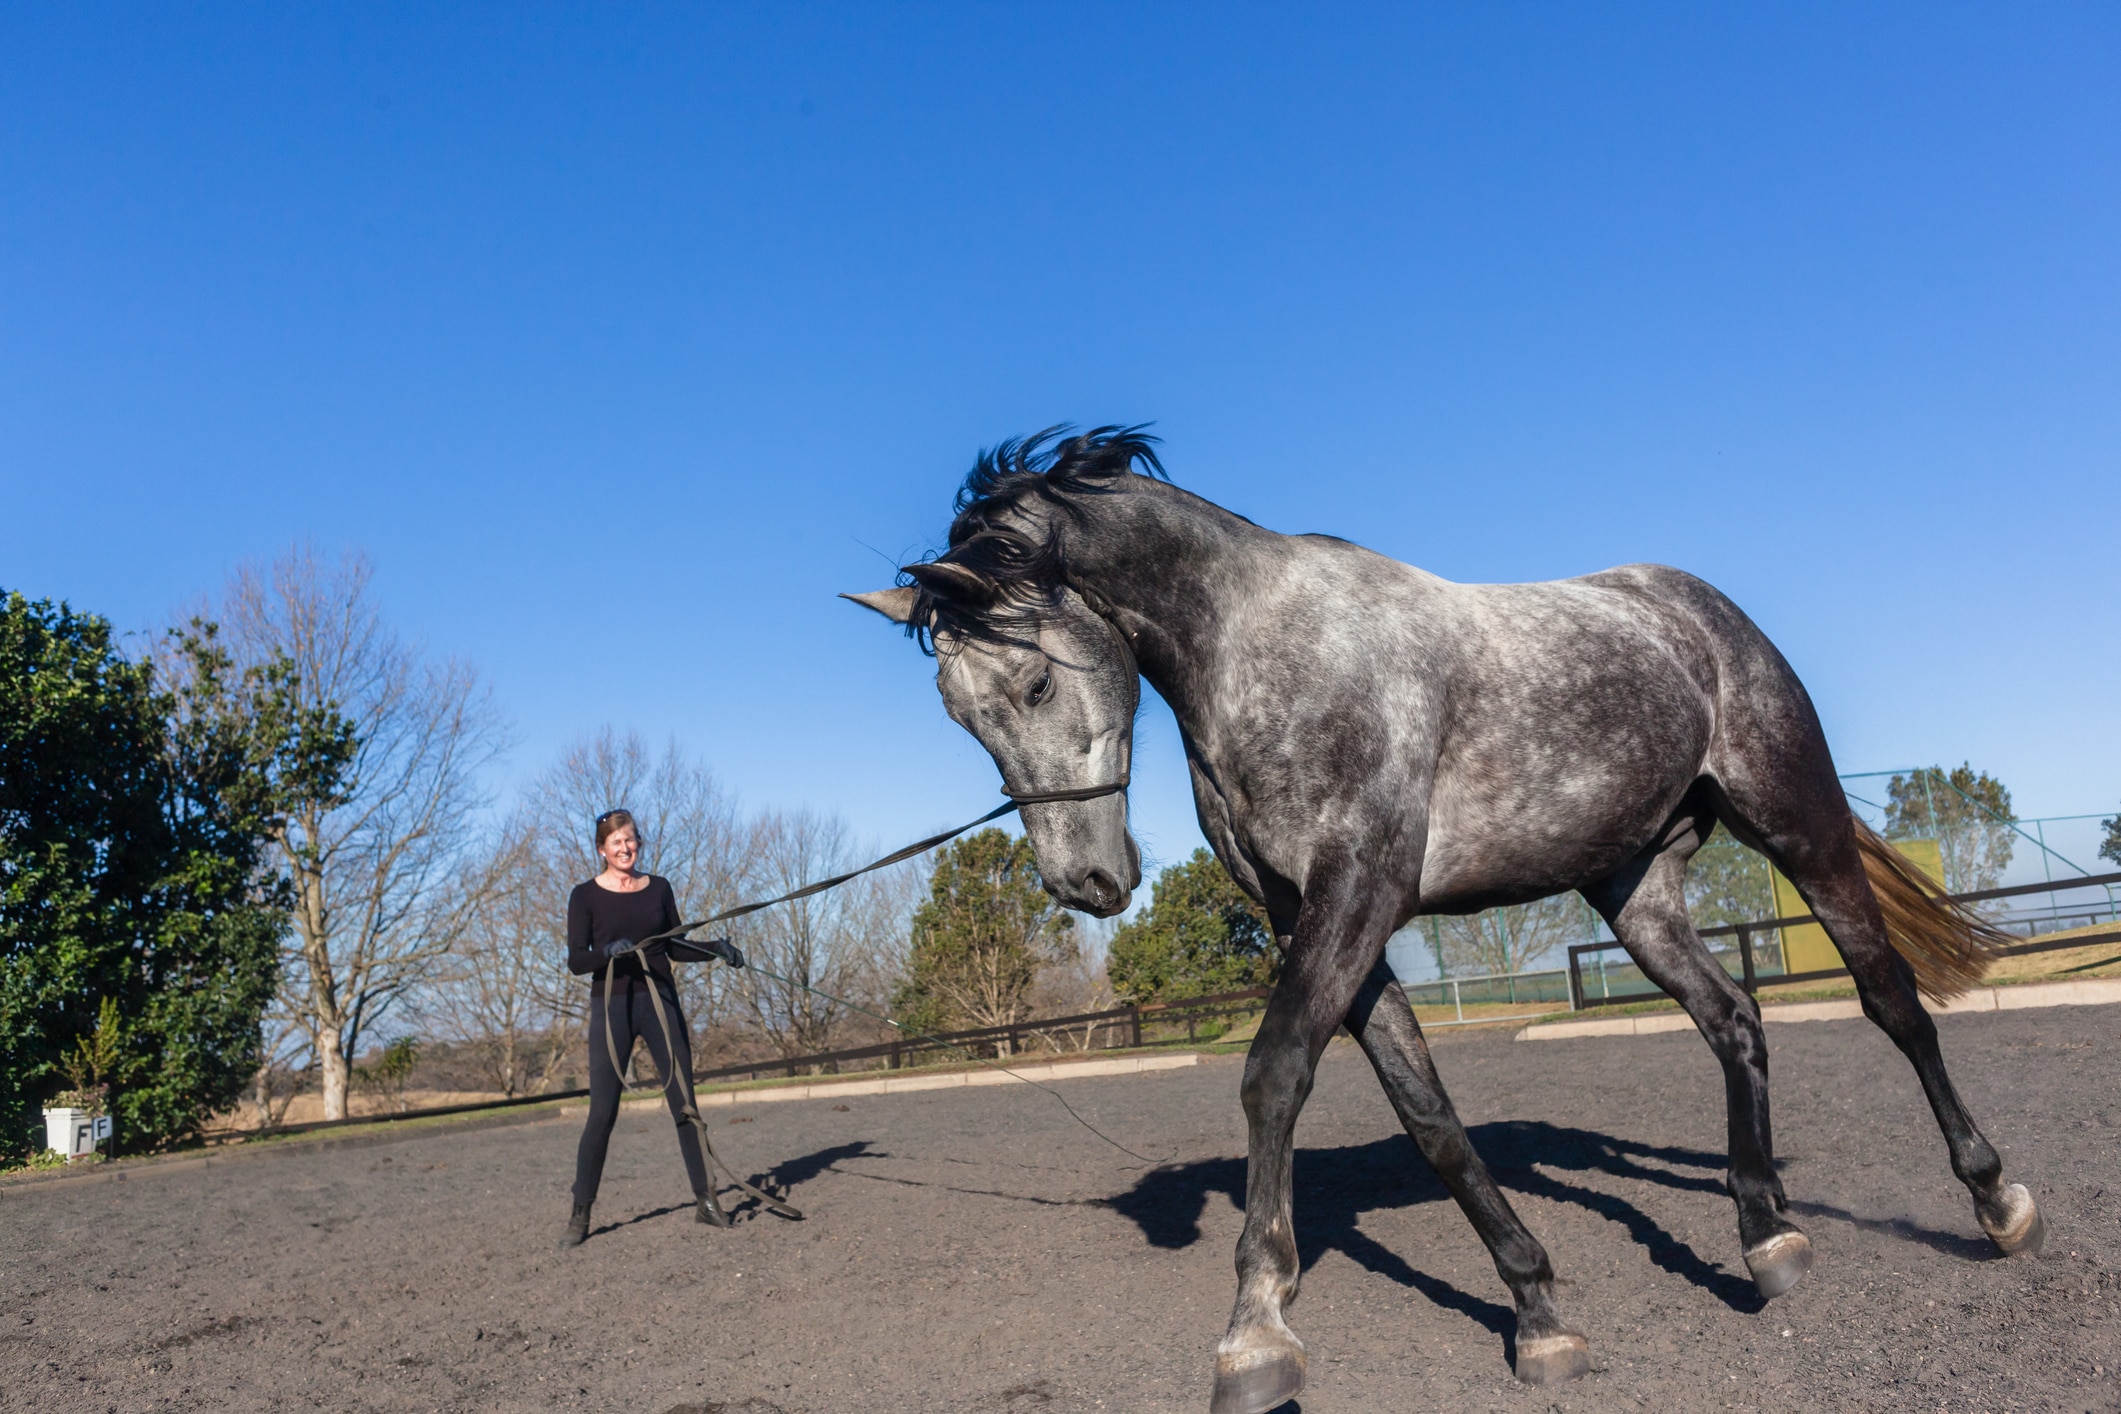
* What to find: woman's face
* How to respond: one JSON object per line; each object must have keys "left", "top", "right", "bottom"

{"left": 600, "top": 824, "right": 641, "bottom": 873}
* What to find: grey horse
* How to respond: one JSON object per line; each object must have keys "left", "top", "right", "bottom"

{"left": 847, "top": 427, "right": 2041, "bottom": 1414}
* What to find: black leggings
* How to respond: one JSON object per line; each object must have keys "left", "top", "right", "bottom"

{"left": 573, "top": 977, "right": 709, "bottom": 1206}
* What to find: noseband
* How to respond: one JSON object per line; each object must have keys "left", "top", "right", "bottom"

{"left": 1003, "top": 772, "right": 1130, "bottom": 806}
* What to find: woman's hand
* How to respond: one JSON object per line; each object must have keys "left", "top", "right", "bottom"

{"left": 601, "top": 936, "right": 641, "bottom": 960}
{"left": 703, "top": 938, "right": 746, "bottom": 969}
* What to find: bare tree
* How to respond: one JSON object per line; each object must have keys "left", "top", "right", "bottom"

{"left": 1434, "top": 894, "right": 1590, "bottom": 979}
{"left": 1032, "top": 914, "right": 1118, "bottom": 1051}
{"left": 221, "top": 546, "right": 507, "bottom": 1120}
{"left": 730, "top": 810, "right": 918, "bottom": 1061}
{"left": 520, "top": 729, "right": 746, "bottom": 1038}
{"left": 246, "top": 1017, "right": 312, "bottom": 1130}
{"left": 425, "top": 819, "right": 582, "bottom": 1097}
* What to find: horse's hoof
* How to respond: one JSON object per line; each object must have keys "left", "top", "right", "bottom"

{"left": 1980, "top": 1182, "right": 2046, "bottom": 1257}
{"left": 1744, "top": 1231, "right": 1815, "bottom": 1299}
{"left": 1208, "top": 1346, "right": 1305, "bottom": 1414}
{"left": 1513, "top": 1332, "right": 1591, "bottom": 1385}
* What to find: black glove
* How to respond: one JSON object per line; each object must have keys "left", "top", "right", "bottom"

{"left": 703, "top": 937, "right": 745, "bottom": 969}
{"left": 601, "top": 936, "right": 640, "bottom": 960}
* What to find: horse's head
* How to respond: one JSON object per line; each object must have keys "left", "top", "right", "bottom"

{"left": 845, "top": 564, "right": 1142, "bottom": 917}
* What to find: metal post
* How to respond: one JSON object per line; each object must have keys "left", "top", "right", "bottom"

{"left": 1919, "top": 770, "right": 1947, "bottom": 889}
{"left": 2036, "top": 820, "right": 2060, "bottom": 926}
{"left": 1738, "top": 925, "right": 1757, "bottom": 994}
{"left": 1129, "top": 1005, "right": 1142, "bottom": 1049}
{"left": 1452, "top": 979, "right": 1463, "bottom": 1023}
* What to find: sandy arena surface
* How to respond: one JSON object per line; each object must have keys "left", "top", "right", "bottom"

{"left": 4, "top": 1006, "right": 2118, "bottom": 1413}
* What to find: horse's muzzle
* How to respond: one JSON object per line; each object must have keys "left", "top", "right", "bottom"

{"left": 1076, "top": 867, "right": 1132, "bottom": 918}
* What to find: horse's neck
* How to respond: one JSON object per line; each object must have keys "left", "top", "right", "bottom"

{"left": 1060, "top": 482, "right": 1281, "bottom": 720}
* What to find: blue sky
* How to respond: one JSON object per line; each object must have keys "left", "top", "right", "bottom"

{"left": 4, "top": 4, "right": 2117, "bottom": 879}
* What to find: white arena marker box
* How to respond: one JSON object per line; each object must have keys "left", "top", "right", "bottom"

{"left": 41, "top": 1107, "right": 112, "bottom": 1160}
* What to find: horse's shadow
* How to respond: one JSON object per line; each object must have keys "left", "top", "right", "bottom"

{"left": 1110, "top": 1120, "right": 1763, "bottom": 1321}
{"left": 1785, "top": 1198, "right": 1996, "bottom": 1262}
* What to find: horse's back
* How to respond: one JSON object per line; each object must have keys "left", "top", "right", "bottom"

{"left": 1572, "top": 563, "right": 1829, "bottom": 771}
{"left": 1386, "top": 560, "right": 1824, "bottom": 905}
{"left": 1232, "top": 541, "right": 1825, "bottom": 903}
{"left": 1354, "top": 565, "right": 1712, "bottom": 905}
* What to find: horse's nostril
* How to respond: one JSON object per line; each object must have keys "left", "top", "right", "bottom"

{"left": 1084, "top": 869, "right": 1117, "bottom": 909}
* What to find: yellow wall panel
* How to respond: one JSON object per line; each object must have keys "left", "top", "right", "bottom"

{"left": 1768, "top": 838, "right": 1944, "bottom": 977}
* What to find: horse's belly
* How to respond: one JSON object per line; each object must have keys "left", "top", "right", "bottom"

{"left": 1418, "top": 753, "right": 1706, "bottom": 908}
{"left": 1416, "top": 831, "right": 1651, "bottom": 914}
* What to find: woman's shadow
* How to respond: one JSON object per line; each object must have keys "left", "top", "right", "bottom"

{"left": 598, "top": 1140, "right": 878, "bottom": 1233}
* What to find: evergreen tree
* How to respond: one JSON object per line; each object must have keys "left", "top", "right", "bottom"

{"left": 1106, "top": 848, "right": 1276, "bottom": 1004}
{"left": 1, "top": 593, "right": 291, "bottom": 1156}
{"left": 892, "top": 829, "right": 1074, "bottom": 1044}
{"left": 1684, "top": 824, "right": 1776, "bottom": 930}
{"left": 1885, "top": 763, "right": 2015, "bottom": 894}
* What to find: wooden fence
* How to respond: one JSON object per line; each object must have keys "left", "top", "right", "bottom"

{"left": 1568, "top": 869, "right": 2121, "bottom": 1010}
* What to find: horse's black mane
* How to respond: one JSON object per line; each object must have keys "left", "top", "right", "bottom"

{"left": 905, "top": 424, "right": 1165, "bottom": 650}
{"left": 950, "top": 423, "right": 1164, "bottom": 523}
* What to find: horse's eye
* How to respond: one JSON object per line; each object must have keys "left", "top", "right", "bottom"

{"left": 1028, "top": 670, "right": 1052, "bottom": 706}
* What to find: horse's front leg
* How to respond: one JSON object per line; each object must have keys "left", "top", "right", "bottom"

{"left": 1344, "top": 961, "right": 1589, "bottom": 1383}
{"left": 1211, "top": 876, "right": 1386, "bottom": 1414}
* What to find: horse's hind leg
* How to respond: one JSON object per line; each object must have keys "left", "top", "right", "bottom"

{"left": 1345, "top": 962, "right": 1589, "bottom": 1384}
{"left": 1581, "top": 810, "right": 1814, "bottom": 1300}
{"left": 1726, "top": 789, "right": 2044, "bottom": 1257}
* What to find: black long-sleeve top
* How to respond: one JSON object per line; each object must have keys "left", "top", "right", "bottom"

{"left": 566, "top": 876, "right": 718, "bottom": 993}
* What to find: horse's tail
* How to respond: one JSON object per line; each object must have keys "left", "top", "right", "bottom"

{"left": 1852, "top": 816, "right": 2010, "bottom": 1003}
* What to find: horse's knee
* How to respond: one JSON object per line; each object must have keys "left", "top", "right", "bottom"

{"left": 1408, "top": 1118, "right": 1471, "bottom": 1172}
{"left": 1697, "top": 997, "right": 1768, "bottom": 1071}
{"left": 1239, "top": 1045, "right": 1314, "bottom": 1124}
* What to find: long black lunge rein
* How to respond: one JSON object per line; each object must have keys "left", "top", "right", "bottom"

{"left": 636, "top": 774, "right": 1129, "bottom": 949}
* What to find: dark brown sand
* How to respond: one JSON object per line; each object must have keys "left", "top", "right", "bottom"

{"left": 5, "top": 1006, "right": 2118, "bottom": 1412}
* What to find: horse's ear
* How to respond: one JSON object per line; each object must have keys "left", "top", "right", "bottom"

{"left": 902, "top": 560, "right": 999, "bottom": 606}
{"left": 840, "top": 588, "right": 920, "bottom": 624}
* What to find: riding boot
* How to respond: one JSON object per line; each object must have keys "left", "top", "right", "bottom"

{"left": 696, "top": 1191, "right": 730, "bottom": 1229}
{"left": 560, "top": 1202, "right": 592, "bottom": 1248}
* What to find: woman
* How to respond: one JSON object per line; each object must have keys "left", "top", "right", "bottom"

{"left": 561, "top": 808, "right": 742, "bottom": 1248}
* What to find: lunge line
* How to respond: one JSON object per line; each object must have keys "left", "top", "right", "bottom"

{"left": 599, "top": 776, "right": 1170, "bottom": 1176}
